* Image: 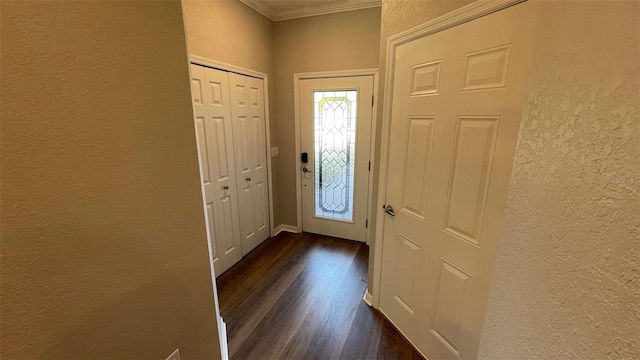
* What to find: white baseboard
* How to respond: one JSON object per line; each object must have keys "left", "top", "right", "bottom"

{"left": 274, "top": 224, "right": 299, "bottom": 236}
{"left": 363, "top": 289, "right": 373, "bottom": 306}
{"left": 218, "top": 316, "right": 229, "bottom": 360}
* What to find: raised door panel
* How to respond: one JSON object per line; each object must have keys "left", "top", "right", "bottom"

{"left": 205, "top": 117, "right": 232, "bottom": 183}
{"left": 461, "top": 45, "right": 511, "bottom": 92}
{"left": 195, "top": 118, "right": 211, "bottom": 185}
{"left": 206, "top": 202, "right": 221, "bottom": 274}
{"left": 443, "top": 117, "right": 499, "bottom": 246}
{"left": 255, "top": 180, "right": 268, "bottom": 233}
{"left": 251, "top": 114, "right": 269, "bottom": 234}
{"left": 400, "top": 117, "right": 436, "bottom": 221}
{"left": 393, "top": 234, "right": 421, "bottom": 316}
{"left": 220, "top": 195, "right": 238, "bottom": 256}
{"left": 411, "top": 60, "right": 442, "bottom": 96}
{"left": 380, "top": 228, "right": 419, "bottom": 345}
{"left": 241, "top": 186, "right": 255, "bottom": 239}
{"left": 429, "top": 259, "right": 473, "bottom": 358}
{"left": 238, "top": 116, "right": 252, "bottom": 175}
{"left": 252, "top": 116, "right": 265, "bottom": 171}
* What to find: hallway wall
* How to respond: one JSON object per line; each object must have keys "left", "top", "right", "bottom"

{"left": 273, "top": 7, "right": 382, "bottom": 227}
{"left": 181, "top": 0, "right": 280, "bottom": 222}
{"left": 479, "top": 2, "right": 639, "bottom": 357}
{"left": 1, "top": 1, "right": 222, "bottom": 358}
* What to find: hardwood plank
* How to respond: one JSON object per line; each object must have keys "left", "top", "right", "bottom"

{"left": 237, "top": 237, "right": 359, "bottom": 360}
{"left": 301, "top": 244, "right": 369, "bottom": 360}
{"left": 377, "top": 319, "right": 424, "bottom": 360}
{"left": 219, "top": 233, "right": 315, "bottom": 352}
{"left": 338, "top": 247, "right": 383, "bottom": 360}
{"left": 216, "top": 232, "right": 424, "bottom": 360}
{"left": 229, "top": 238, "right": 316, "bottom": 355}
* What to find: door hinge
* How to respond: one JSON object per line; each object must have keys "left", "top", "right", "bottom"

{"left": 371, "top": 95, "right": 374, "bottom": 107}
{"left": 368, "top": 161, "right": 371, "bottom": 171}
{"left": 366, "top": 219, "right": 368, "bottom": 228}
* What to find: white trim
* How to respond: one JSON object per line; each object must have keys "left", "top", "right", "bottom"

{"left": 185, "top": 63, "right": 226, "bottom": 360}
{"left": 275, "top": 1, "right": 381, "bottom": 22}
{"left": 273, "top": 224, "right": 300, "bottom": 236}
{"left": 189, "top": 55, "right": 276, "bottom": 238}
{"left": 294, "top": 68, "right": 379, "bottom": 80}
{"left": 218, "top": 317, "right": 229, "bottom": 360}
{"left": 238, "top": 0, "right": 276, "bottom": 20}
{"left": 371, "top": 0, "right": 526, "bottom": 310}
{"left": 363, "top": 289, "right": 373, "bottom": 306}
{"left": 293, "top": 69, "right": 379, "bottom": 239}
{"left": 293, "top": 75, "right": 303, "bottom": 233}
{"left": 366, "top": 73, "right": 379, "bottom": 246}
{"left": 165, "top": 348, "right": 180, "bottom": 360}
{"left": 264, "top": 76, "right": 276, "bottom": 238}
{"left": 239, "top": 0, "right": 381, "bottom": 22}
{"left": 190, "top": 55, "right": 265, "bottom": 80}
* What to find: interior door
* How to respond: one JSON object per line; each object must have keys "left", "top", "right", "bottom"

{"left": 379, "top": 2, "right": 536, "bottom": 358}
{"left": 299, "top": 76, "right": 373, "bottom": 242}
{"left": 190, "top": 64, "right": 243, "bottom": 276}
{"left": 228, "top": 73, "right": 270, "bottom": 255}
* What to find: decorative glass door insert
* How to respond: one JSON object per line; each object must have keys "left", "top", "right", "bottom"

{"left": 300, "top": 76, "right": 373, "bottom": 241}
{"left": 313, "top": 90, "right": 357, "bottom": 222}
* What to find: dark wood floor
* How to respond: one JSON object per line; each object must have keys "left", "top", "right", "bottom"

{"left": 217, "top": 232, "right": 423, "bottom": 360}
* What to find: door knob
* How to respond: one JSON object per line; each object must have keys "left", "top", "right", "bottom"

{"left": 302, "top": 167, "right": 311, "bottom": 173}
{"left": 383, "top": 204, "right": 395, "bottom": 217}
{"left": 246, "top": 177, "right": 252, "bottom": 182}
{"left": 223, "top": 186, "right": 229, "bottom": 190}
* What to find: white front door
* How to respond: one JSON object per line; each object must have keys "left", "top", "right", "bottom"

{"left": 228, "top": 73, "right": 271, "bottom": 255}
{"left": 299, "top": 76, "right": 374, "bottom": 242}
{"left": 379, "top": 2, "right": 536, "bottom": 358}
{"left": 190, "top": 64, "right": 242, "bottom": 276}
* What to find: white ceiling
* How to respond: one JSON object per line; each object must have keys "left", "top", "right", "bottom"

{"left": 239, "top": 0, "right": 381, "bottom": 21}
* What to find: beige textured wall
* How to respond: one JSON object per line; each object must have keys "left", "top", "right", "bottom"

{"left": 0, "top": 1, "right": 222, "bottom": 359}
{"left": 273, "top": 8, "right": 382, "bottom": 226}
{"left": 368, "top": 0, "right": 474, "bottom": 292}
{"left": 479, "top": 1, "right": 639, "bottom": 358}
{"left": 181, "top": 0, "right": 280, "bottom": 222}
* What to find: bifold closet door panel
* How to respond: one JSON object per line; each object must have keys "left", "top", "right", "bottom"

{"left": 228, "top": 73, "right": 270, "bottom": 256}
{"left": 190, "top": 64, "right": 242, "bottom": 276}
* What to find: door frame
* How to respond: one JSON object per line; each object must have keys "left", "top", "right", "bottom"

{"left": 293, "top": 69, "right": 379, "bottom": 244}
{"left": 370, "top": 0, "right": 526, "bottom": 309}
{"left": 189, "top": 55, "right": 276, "bottom": 239}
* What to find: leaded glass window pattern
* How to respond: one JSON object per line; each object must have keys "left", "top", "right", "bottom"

{"left": 313, "top": 90, "right": 357, "bottom": 221}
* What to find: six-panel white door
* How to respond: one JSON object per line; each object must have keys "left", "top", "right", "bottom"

{"left": 379, "top": 2, "right": 537, "bottom": 358}
{"left": 229, "top": 73, "right": 271, "bottom": 255}
{"left": 190, "top": 64, "right": 243, "bottom": 276}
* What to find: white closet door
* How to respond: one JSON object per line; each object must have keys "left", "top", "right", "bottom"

{"left": 190, "top": 64, "right": 242, "bottom": 276}
{"left": 229, "top": 73, "right": 270, "bottom": 256}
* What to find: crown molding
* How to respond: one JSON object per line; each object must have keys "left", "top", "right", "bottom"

{"left": 238, "top": 0, "right": 276, "bottom": 20}
{"left": 239, "top": 0, "right": 381, "bottom": 22}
